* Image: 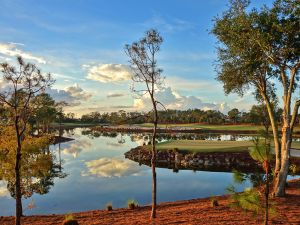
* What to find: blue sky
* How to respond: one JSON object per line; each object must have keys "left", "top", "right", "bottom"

{"left": 0, "top": 0, "right": 274, "bottom": 116}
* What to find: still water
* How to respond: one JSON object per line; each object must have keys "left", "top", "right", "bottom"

{"left": 0, "top": 128, "right": 251, "bottom": 216}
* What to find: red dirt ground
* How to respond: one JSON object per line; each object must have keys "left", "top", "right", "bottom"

{"left": 1, "top": 179, "right": 300, "bottom": 225}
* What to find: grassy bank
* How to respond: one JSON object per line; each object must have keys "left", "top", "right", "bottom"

{"left": 156, "top": 140, "right": 253, "bottom": 152}
{"left": 133, "top": 123, "right": 263, "bottom": 131}
{"left": 154, "top": 139, "right": 300, "bottom": 153}
{"left": 50, "top": 122, "right": 95, "bottom": 128}
{"left": 133, "top": 123, "right": 300, "bottom": 132}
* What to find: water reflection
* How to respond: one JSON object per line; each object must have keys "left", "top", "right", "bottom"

{"left": 0, "top": 128, "right": 255, "bottom": 216}
{"left": 82, "top": 158, "right": 146, "bottom": 178}
{"left": 0, "top": 181, "right": 10, "bottom": 198}
{"left": 62, "top": 139, "right": 91, "bottom": 158}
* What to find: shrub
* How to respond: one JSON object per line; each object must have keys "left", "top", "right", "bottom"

{"left": 211, "top": 198, "right": 219, "bottom": 207}
{"left": 62, "top": 214, "right": 79, "bottom": 225}
{"left": 106, "top": 202, "right": 113, "bottom": 211}
{"left": 127, "top": 199, "right": 138, "bottom": 210}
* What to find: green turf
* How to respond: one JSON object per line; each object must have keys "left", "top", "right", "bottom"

{"left": 134, "top": 123, "right": 263, "bottom": 131}
{"left": 152, "top": 139, "right": 300, "bottom": 153}
{"left": 155, "top": 140, "right": 253, "bottom": 153}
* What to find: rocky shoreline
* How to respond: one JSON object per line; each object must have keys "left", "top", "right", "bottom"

{"left": 125, "top": 146, "right": 300, "bottom": 174}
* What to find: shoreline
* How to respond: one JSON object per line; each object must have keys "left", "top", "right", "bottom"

{"left": 1, "top": 178, "right": 300, "bottom": 224}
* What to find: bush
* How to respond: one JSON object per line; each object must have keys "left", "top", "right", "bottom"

{"left": 106, "top": 202, "right": 113, "bottom": 211}
{"left": 211, "top": 198, "right": 219, "bottom": 207}
{"left": 127, "top": 199, "right": 138, "bottom": 210}
{"left": 62, "top": 214, "right": 79, "bottom": 225}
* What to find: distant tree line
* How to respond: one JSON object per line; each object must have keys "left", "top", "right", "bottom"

{"left": 79, "top": 105, "right": 286, "bottom": 126}
{"left": 0, "top": 95, "right": 287, "bottom": 128}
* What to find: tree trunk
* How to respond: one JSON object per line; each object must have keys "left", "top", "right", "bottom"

{"left": 14, "top": 117, "right": 23, "bottom": 225}
{"left": 264, "top": 162, "right": 269, "bottom": 225}
{"left": 274, "top": 124, "right": 291, "bottom": 196}
{"left": 150, "top": 97, "right": 158, "bottom": 219}
{"left": 261, "top": 93, "right": 281, "bottom": 176}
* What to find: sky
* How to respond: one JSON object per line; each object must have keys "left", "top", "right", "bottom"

{"left": 0, "top": 0, "right": 274, "bottom": 117}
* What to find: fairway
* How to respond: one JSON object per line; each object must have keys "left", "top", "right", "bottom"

{"left": 156, "top": 139, "right": 300, "bottom": 153}
{"left": 135, "top": 123, "right": 263, "bottom": 131}
{"left": 156, "top": 140, "right": 253, "bottom": 152}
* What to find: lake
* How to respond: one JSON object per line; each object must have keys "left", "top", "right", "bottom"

{"left": 0, "top": 128, "right": 256, "bottom": 216}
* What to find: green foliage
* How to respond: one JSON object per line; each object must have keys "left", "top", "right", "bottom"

{"left": 228, "top": 186, "right": 262, "bottom": 215}
{"left": 232, "top": 169, "right": 247, "bottom": 184}
{"left": 289, "top": 164, "right": 297, "bottom": 176}
{"left": 249, "top": 136, "right": 271, "bottom": 164}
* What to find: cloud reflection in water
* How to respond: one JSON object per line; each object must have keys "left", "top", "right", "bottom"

{"left": 82, "top": 158, "right": 147, "bottom": 178}
{"left": 62, "top": 139, "right": 91, "bottom": 158}
{"left": 0, "top": 181, "right": 10, "bottom": 198}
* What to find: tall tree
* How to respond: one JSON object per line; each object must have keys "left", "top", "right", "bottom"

{"left": 228, "top": 108, "right": 240, "bottom": 124}
{"left": 0, "top": 57, "right": 53, "bottom": 225}
{"left": 32, "top": 93, "right": 57, "bottom": 133}
{"left": 212, "top": 0, "right": 299, "bottom": 196}
{"left": 125, "top": 29, "right": 164, "bottom": 218}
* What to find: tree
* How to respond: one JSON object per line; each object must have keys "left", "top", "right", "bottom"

{"left": 228, "top": 108, "right": 240, "bottom": 124}
{"left": 249, "top": 104, "right": 271, "bottom": 131}
{"left": 212, "top": 0, "right": 300, "bottom": 196}
{"left": 250, "top": 131, "right": 273, "bottom": 225}
{"left": 32, "top": 93, "right": 57, "bottom": 134}
{"left": 125, "top": 29, "right": 164, "bottom": 218}
{"left": 0, "top": 56, "right": 53, "bottom": 225}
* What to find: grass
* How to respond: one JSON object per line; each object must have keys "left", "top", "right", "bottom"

{"left": 50, "top": 122, "right": 95, "bottom": 127}
{"left": 147, "top": 139, "right": 300, "bottom": 154}
{"left": 132, "top": 123, "right": 300, "bottom": 132}
{"left": 133, "top": 123, "right": 263, "bottom": 131}
{"left": 155, "top": 140, "right": 253, "bottom": 153}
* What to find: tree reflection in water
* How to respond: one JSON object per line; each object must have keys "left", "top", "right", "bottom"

{"left": 0, "top": 131, "right": 67, "bottom": 210}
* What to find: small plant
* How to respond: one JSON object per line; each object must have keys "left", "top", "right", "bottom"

{"left": 62, "top": 213, "right": 79, "bottom": 225}
{"left": 127, "top": 199, "right": 138, "bottom": 210}
{"left": 106, "top": 202, "right": 113, "bottom": 211}
{"left": 210, "top": 197, "right": 219, "bottom": 207}
{"left": 289, "top": 164, "right": 297, "bottom": 176}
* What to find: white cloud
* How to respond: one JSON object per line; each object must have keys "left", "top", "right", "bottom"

{"left": 86, "top": 64, "right": 132, "bottom": 83}
{"left": 46, "top": 84, "right": 92, "bottom": 107}
{"left": 133, "top": 87, "right": 231, "bottom": 113}
{"left": 65, "top": 83, "right": 92, "bottom": 101}
{"left": 82, "top": 157, "right": 146, "bottom": 178}
{"left": 107, "top": 93, "right": 127, "bottom": 98}
{"left": 0, "top": 42, "right": 46, "bottom": 64}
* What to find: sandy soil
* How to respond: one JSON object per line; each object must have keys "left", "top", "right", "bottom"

{"left": 1, "top": 179, "right": 300, "bottom": 225}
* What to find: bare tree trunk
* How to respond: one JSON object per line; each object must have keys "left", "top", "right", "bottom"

{"left": 14, "top": 116, "right": 22, "bottom": 225}
{"left": 151, "top": 97, "right": 158, "bottom": 219}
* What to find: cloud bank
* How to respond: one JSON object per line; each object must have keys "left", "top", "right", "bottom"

{"left": 46, "top": 83, "right": 92, "bottom": 107}
{"left": 86, "top": 64, "right": 132, "bottom": 83}
{"left": 134, "top": 87, "right": 230, "bottom": 113}
{"left": 0, "top": 42, "right": 46, "bottom": 64}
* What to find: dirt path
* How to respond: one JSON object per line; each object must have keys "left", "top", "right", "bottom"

{"left": 1, "top": 179, "right": 300, "bottom": 225}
